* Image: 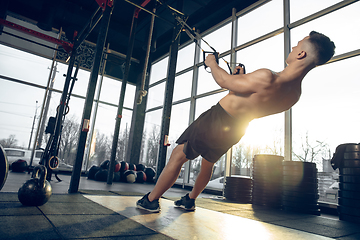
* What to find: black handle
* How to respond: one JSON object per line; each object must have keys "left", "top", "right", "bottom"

{"left": 203, "top": 51, "right": 219, "bottom": 70}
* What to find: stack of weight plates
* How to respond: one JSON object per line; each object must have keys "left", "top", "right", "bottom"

{"left": 338, "top": 143, "right": 360, "bottom": 223}
{"left": 282, "top": 161, "right": 320, "bottom": 215}
{"left": 252, "top": 154, "right": 283, "bottom": 208}
{"left": 223, "top": 176, "right": 252, "bottom": 203}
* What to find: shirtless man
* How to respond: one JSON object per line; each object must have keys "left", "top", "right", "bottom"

{"left": 137, "top": 31, "right": 335, "bottom": 212}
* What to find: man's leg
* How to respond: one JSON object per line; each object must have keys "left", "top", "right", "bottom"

{"left": 148, "top": 144, "right": 188, "bottom": 202}
{"left": 189, "top": 158, "right": 215, "bottom": 199}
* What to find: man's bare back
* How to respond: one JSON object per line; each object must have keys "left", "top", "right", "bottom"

{"left": 219, "top": 68, "right": 302, "bottom": 120}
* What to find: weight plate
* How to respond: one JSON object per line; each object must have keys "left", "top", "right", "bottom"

{"left": 343, "top": 160, "right": 360, "bottom": 168}
{"left": 338, "top": 197, "right": 360, "bottom": 208}
{"left": 339, "top": 175, "right": 360, "bottom": 183}
{"left": 252, "top": 190, "right": 282, "bottom": 199}
{"left": 282, "top": 206, "right": 320, "bottom": 216}
{"left": 283, "top": 175, "right": 318, "bottom": 183}
{"left": 344, "top": 152, "right": 360, "bottom": 160}
{"left": 253, "top": 154, "right": 284, "bottom": 161}
{"left": 282, "top": 194, "right": 319, "bottom": 203}
{"left": 340, "top": 168, "right": 360, "bottom": 175}
{"left": 282, "top": 200, "right": 318, "bottom": 209}
{"left": 338, "top": 190, "right": 360, "bottom": 200}
{"left": 339, "top": 213, "right": 360, "bottom": 224}
{"left": 283, "top": 170, "right": 317, "bottom": 178}
{"left": 338, "top": 205, "right": 360, "bottom": 217}
{"left": 282, "top": 161, "right": 316, "bottom": 167}
{"left": 345, "top": 144, "right": 360, "bottom": 151}
{"left": 0, "top": 145, "right": 9, "bottom": 191}
{"left": 282, "top": 165, "right": 317, "bottom": 172}
{"left": 282, "top": 190, "right": 319, "bottom": 198}
{"left": 224, "top": 189, "right": 252, "bottom": 196}
{"left": 283, "top": 181, "right": 318, "bottom": 189}
{"left": 339, "top": 183, "right": 360, "bottom": 191}
{"left": 282, "top": 184, "right": 318, "bottom": 193}
{"left": 252, "top": 199, "right": 282, "bottom": 207}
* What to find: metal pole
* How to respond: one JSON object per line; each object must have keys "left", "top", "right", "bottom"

{"left": 69, "top": 4, "right": 113, "bottom": 193}
{"left": 284, "top": 0, "right": 292, "bottom": 161}
{"left": 156, "top": 0, "right": 183, "bottom": 180}
{"left": 107, "top": 5, "right": 147, "bottom": 184}
{"left": 28, "top": 101, "right": 38, "bottom": 150}
{"left": 84, "top": 43, "right": 110, "bottom": 171}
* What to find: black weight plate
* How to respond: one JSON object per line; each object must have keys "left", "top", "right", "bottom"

{"left": 339, "top": 213, "right": 360, "bottom": 224}
{"left": 252, "top": 184, "right": 282, "bottom": 193}
{"left": 252, "top": 173, "right": 282, "bottom": 180}
{"left": 344, "top": 152, "right": 360, "bottom": 160}
{"left": 252, "top": 168, "right": 283, "bottom": 175}
{"left": 282, "top": 165, "right": 317, "bottom": 173}
{"left": 225, "top": 177, "right": 252, "bottom": 183}
{"left": 282, "top": 194, "right": 319, "bottom": 203}
{"left": 282, "top": 190, "right": 319, "bottom": 199}
{"left": 282, "top": 180, "right": 318, "bottom": 189}
{"left": 283, "top": 170, "right": 317, "bottom": 178}
{"left": 338, "top": 197, "right": 360, "bottom": 208}
{"left": 253, "top": 154, "right": 284, "bottom": 161}
{"left": 253, "top": 178, "right": 282, "bottom": 186}
{"left": 340, "top": 168, "right": 360, "bottom": 175}
{"left": 343, "top": 160, "right": 360, "bottom": 167}
{"left": 224, "top": 189, "right": 252, "bottom": 196}
{"left": 344, "top": 144, "right": 360, "bottom": 152}
{"left": 282, "top": 161, "right": 316, "bottom": 167}
{"left": 339, "top": 190, "right": 360, "bottom": 200}
{"left": 0, "top": 145, "right": 9, "bottom": 191}
{"left": 224, "top": 182, "right": 252, "bottom": 188}
{"left": 282, "top": 184, "right": 318, "bottom": 193}
{"left": 282, "top": 200, "right": 318, "bottom": 209}
{"left": 339, "top": 175, "right": 360, "bottom": 183}
{"left": 338, "top": 206, "right": 360, "bottom": 217}
{"left": 339, "top": 183, "right": 360, "bottom": 191}
{"left": 283, "top": 175, "right": 318, "bottom": 183}
{"left": 252, "top": 199, "right": 282, "bottom": 207}
{"left": 252, "top": 191, "right": 282, "bottom": 200}
{"left": 282, "top": 206, "right": 320, "bottom": 216}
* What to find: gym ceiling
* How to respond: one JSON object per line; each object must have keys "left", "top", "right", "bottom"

{"left": 2, "top": 0, "right": 258, "bottom": 84}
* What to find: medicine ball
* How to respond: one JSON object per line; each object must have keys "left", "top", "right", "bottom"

{"left": 113, "top": 171, "right": 121, "bottom": 182}
{"left": 119, "top": 161, "right": 129, "bottom": 172}
{"left": 128, "top": 163, "right": 136, "bottom": 171}
{"left": 12, "top": 159, "right": 28, "bottom": 172}
{"left": 100, "top": 160, "right": 110, "bottom": 169}
{"left": 135, "top": 171, "right": 147, "bottom": 183}
{"left": 123, "top": 170, "right": 136, "bottom": 183}
{"left": 95, "top": 169, "right": 108, "bottom": 182}
{"left": 114, "top": 161, "right": 120, "bottom": 172}
{"left": 136, "top": 163, "right": 145, "bottom": 172}
{"left": 88, "top": 165, "right": 101, "bottom": 180}
{"left": 144, "top": 167, "right": 156, "bottom": 182}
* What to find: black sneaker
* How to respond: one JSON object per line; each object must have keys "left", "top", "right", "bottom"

{"left": 136, "top": 192, "right": 160, "bottom": 213}
{"left": 174, "top": 193, "right": 195, "bottom": 211}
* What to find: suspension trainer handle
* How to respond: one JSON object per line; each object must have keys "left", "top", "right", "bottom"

{"left": 234, "top": 63, "right": 246, "bottom": 75}
{"left": 203, "top": 51, "right": 219, "bottom": 71}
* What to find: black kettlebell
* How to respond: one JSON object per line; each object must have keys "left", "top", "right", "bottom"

{"left": 18, "top": 165, "right": 52, "bottom": 206}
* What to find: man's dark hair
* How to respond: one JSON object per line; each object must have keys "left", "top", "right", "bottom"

{"left": 308, "top": 31, "right": 335, "bottom": 66}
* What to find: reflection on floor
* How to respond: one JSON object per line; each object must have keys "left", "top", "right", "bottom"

{"left": 85, "top": 195, "right": 333, "bottom": 240}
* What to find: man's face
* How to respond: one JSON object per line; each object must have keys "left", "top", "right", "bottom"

{"left": 286, "top": 36, "right": 310, "bottom": 64}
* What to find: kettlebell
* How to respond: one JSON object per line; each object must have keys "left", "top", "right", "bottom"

{"left": 18, "top": 165, "right": 52, "bottom": 206}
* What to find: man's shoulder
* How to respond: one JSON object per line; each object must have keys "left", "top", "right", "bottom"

{"left": 250, "top": 68, "right": 277, "bottom": 81}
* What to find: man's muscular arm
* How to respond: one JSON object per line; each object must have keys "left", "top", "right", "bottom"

{"left": 204, "top": 54, "right": 272, "bottom": 94}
